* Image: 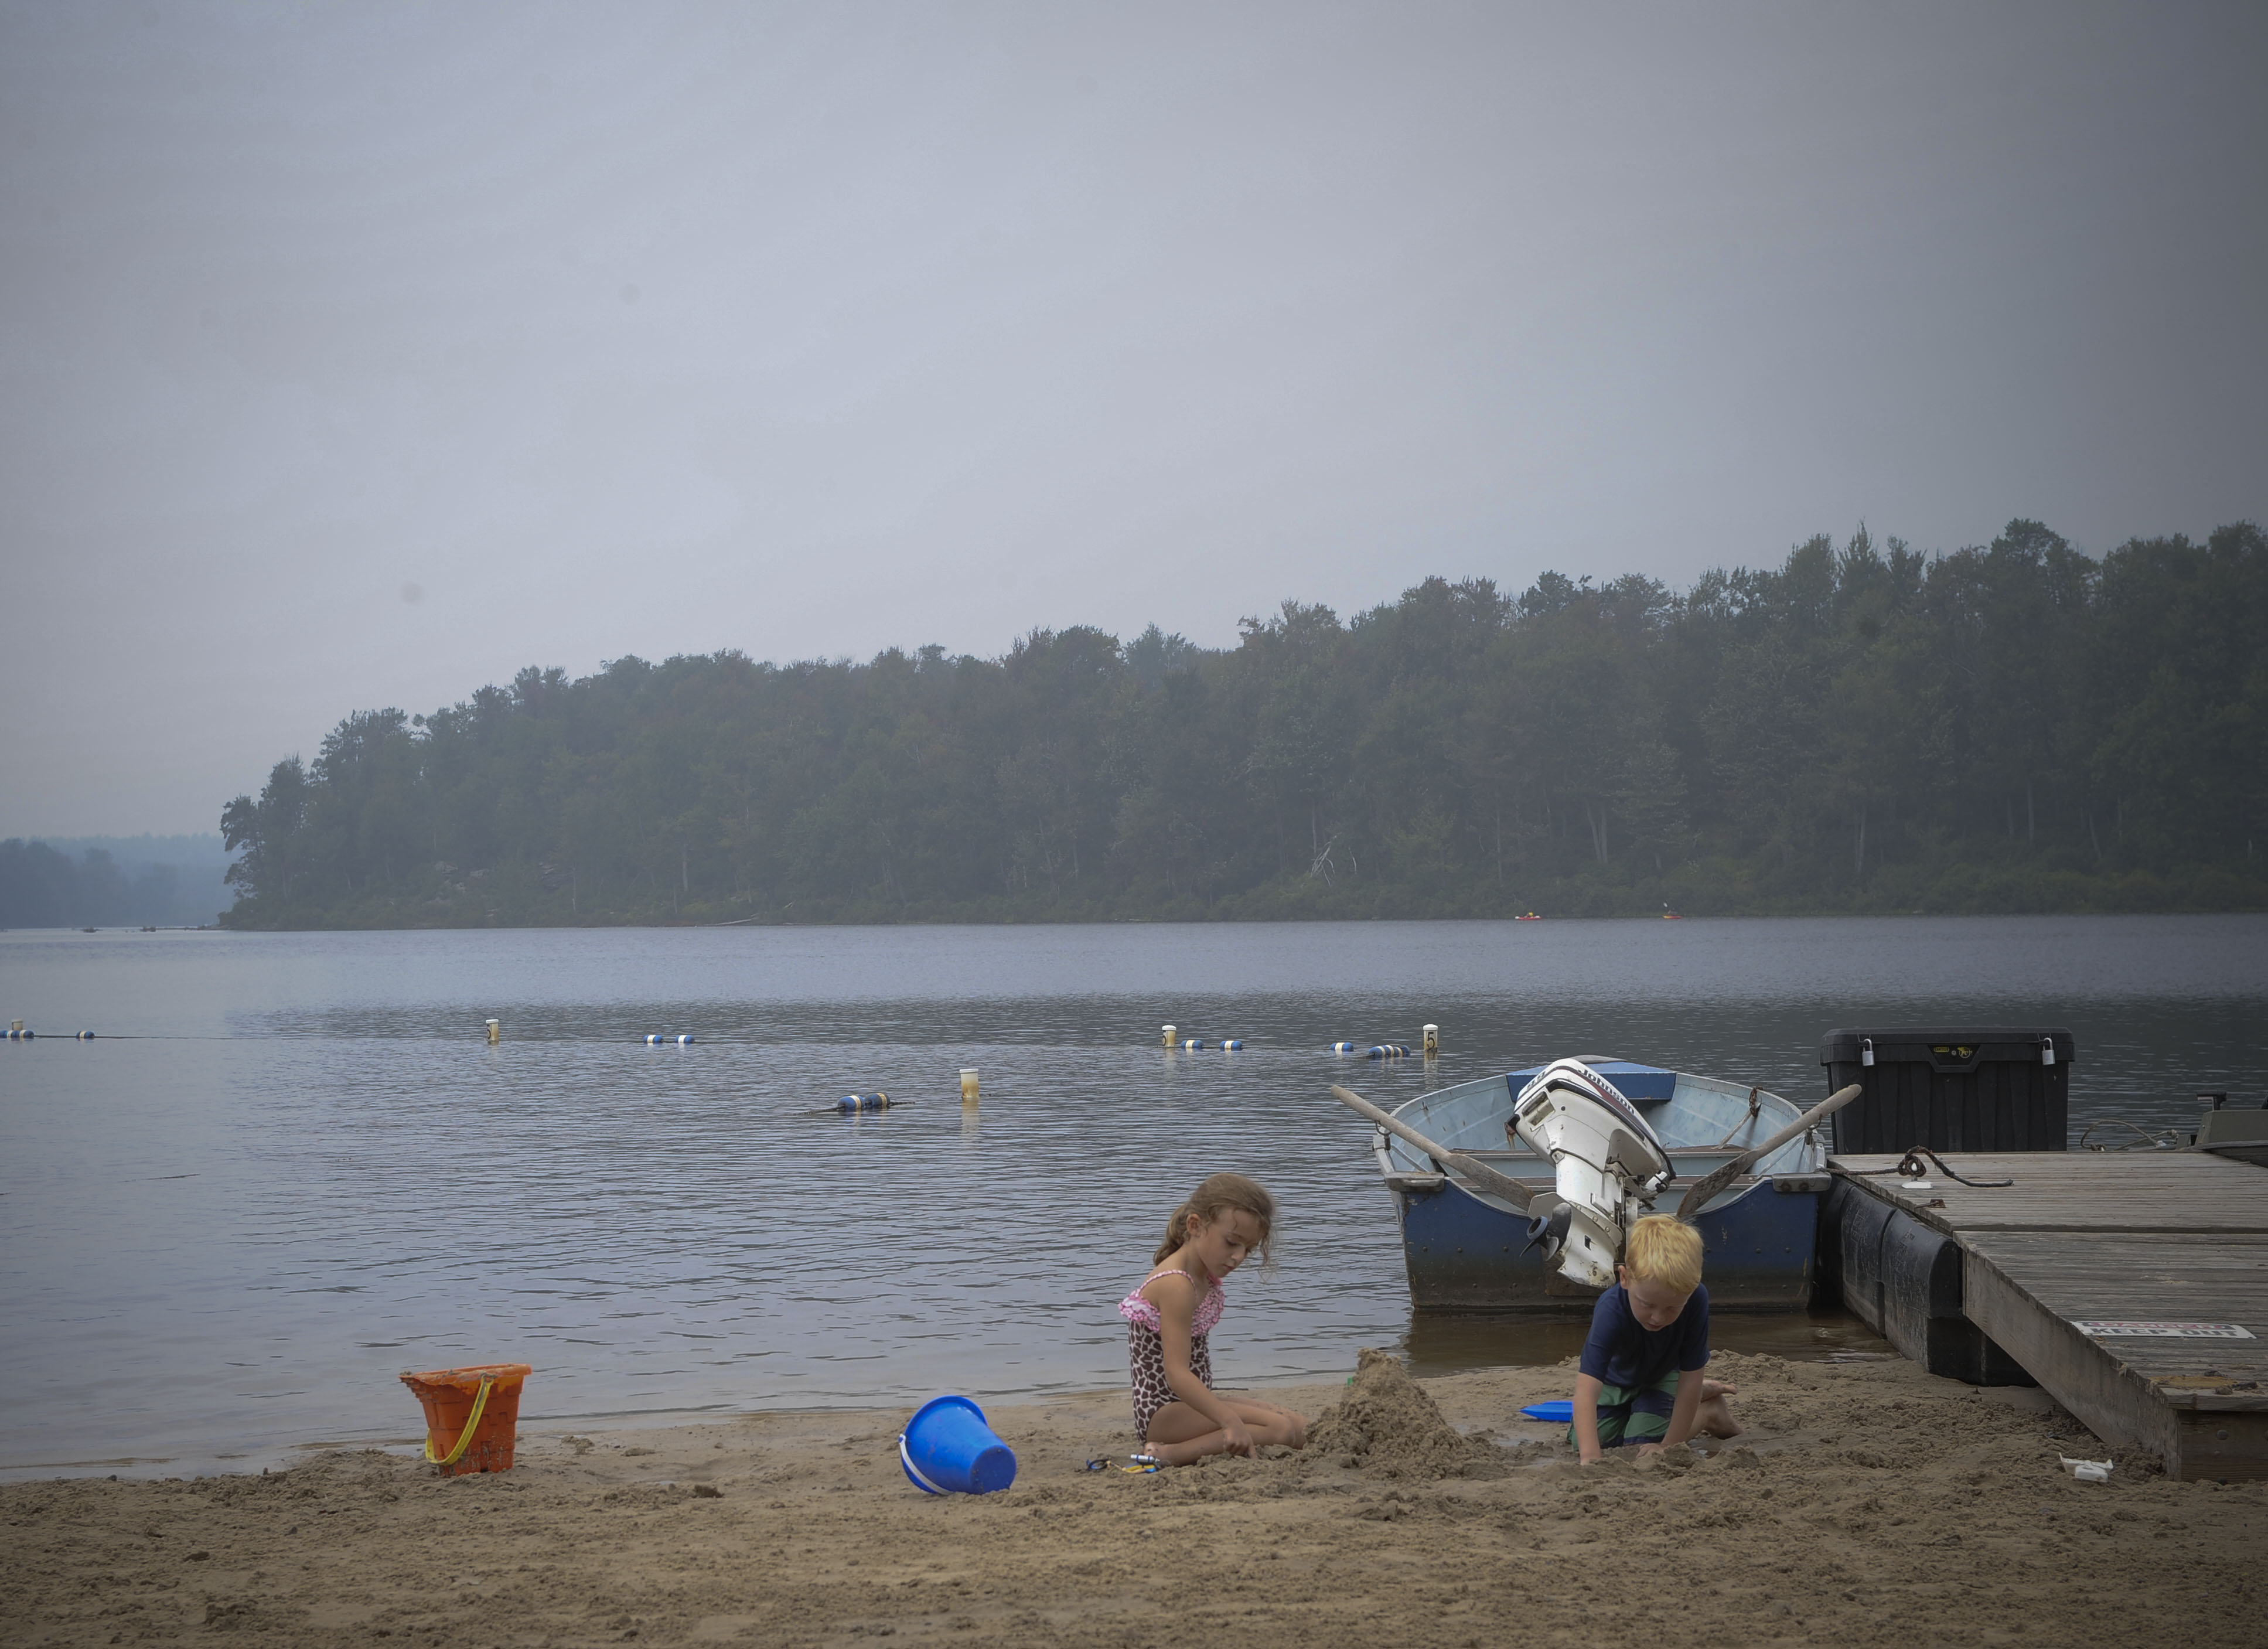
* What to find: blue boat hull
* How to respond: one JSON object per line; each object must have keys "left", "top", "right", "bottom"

{"left": 1394, "top": 1174, "right": 1822, "bottom": 1311}
{"left": 1375, "top": 1063, "right": 1827, "bottom": 1312}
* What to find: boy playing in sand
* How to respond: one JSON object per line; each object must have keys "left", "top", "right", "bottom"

{"left": 1572, "top": 1214, "right": 1741, "bottom": 1464}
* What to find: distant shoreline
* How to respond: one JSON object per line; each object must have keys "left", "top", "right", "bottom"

{"left": 213, "top": 878, "right": 2267, "bottom": 931}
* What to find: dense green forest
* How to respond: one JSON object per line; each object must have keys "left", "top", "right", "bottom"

{"left": 217, "top": 520, "right": 2266, "bottom": 928}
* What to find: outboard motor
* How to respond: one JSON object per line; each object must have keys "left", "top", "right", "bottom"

{"left": 1512, "top": 1059, "right": 1675, "bottom": 1290}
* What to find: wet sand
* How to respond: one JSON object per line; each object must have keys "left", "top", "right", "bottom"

{"left": 4, "top": 1351, "right": 2260, "bottom": 1647}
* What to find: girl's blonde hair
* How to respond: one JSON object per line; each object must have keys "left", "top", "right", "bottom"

{"left": 1154, "top": 1173, "right": 1276, "bottom": 1266}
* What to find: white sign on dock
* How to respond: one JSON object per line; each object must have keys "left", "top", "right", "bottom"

{"left": 2072, "top": 1320, "right": 2256, "bottom": 1340}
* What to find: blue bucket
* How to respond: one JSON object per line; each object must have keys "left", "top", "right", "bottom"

{"left": 899, "top": 1395, "right": 1017, "bottom": 1495}
{"left": 1521, "top": 1401, "right": 1574, "bottom": 1423}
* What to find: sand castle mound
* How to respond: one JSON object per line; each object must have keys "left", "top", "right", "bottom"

{"left": 1307, "top": 1347, "right": 1498, "bottom": 1478}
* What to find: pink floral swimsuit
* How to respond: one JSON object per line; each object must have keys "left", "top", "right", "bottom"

{"left": 1118, "top": 1268, "right": 1225, "bottom": 1441}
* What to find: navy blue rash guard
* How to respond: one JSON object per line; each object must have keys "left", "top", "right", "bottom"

{"left": 1578, "top": 1282, "right": 1711, "bottom": 1414}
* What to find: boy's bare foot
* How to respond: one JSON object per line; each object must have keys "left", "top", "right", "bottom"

{"left": 1696, "top": 1387, "right": 1743, "bottom": 1440}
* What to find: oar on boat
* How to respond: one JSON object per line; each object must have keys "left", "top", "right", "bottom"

{"left": 1674, "top": 1082, "right": 1864, "bottom": 1219}
{"left": 1329, "top": 1084, "right": 1535, "bottom": 1212}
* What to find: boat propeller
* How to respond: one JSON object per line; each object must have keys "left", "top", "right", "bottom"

{"left": 1520, "top": 1201, "right": 1573, "bottom": 1262}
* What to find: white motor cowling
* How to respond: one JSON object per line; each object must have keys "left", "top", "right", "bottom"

{"left": 1512, "top": 1059, "right": 1675, "bottom": 1290}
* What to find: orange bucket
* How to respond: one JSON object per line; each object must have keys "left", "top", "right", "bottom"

{"left": 399, "top": 1364, "right": 531, "bottom": 1475}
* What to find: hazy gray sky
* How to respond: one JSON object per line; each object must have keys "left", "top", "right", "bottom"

{"left": 4, "top": 2, "right": 2262, "bottom": 837}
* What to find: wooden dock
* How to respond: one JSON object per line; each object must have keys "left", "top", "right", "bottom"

{"left": 1829, "top": 1150, "right": 2268, "bottom": 1481}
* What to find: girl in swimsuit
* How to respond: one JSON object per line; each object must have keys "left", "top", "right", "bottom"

{"left": 1117, "top": 1173, "right": 1309, "bottom": 1466}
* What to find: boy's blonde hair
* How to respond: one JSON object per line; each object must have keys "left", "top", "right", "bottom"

{"left": 1622, "top": 1214, "right": 1703, "bottom": 1294}
{"left": 1154, "top": 1173, "right": 1276, "bottom": 1266}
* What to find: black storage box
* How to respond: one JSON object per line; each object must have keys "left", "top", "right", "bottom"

{"left": 1820, "top": 1027, "right": 2073, "bottom": 1154}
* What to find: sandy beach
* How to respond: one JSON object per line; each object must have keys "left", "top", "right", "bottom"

{"left": 4, "top": 1348, "right": 2260, "bottom": 1648}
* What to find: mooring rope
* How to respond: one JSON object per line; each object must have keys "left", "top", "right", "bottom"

{"left": 1848, "top": 1146, "right": 2015, "bottom": 1188}
{"left": 2076, "top": 1119, "right": 2187, "bottom": 1151}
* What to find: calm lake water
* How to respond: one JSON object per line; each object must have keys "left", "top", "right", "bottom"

{"left": 2, "top": 915, "right": 2262, "bottom": 1479}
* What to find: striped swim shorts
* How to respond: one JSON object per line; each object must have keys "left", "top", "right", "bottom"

{"left": 1568, "top": 1367, "right": 1682, "bottom": 1449}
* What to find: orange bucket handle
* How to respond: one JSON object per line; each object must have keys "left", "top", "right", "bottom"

{"left": 422, "top": 1372, "right": 497, "bottom": 1467}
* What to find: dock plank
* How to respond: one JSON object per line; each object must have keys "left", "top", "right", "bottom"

{"left": 1830, "top": 1150, "right": 2268, "bottom": 1480}
{"left": 1832, "top": 1150, "right": 2266, "bottom": 1233}
{"left": 1960, "top": 1231, "right": 2268, "bottom": 1401}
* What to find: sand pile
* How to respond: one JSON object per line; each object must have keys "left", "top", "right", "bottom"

{"left": 1304, "top": 1347, "right": 1500, "bottom": 1479}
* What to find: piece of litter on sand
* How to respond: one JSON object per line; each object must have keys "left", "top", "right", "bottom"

{"left": 2058, "top": 1455, "right": 2112, "bottom": 1482}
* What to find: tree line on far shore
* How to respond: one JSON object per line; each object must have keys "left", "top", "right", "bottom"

{"left": 216, "top": 519, "right": 2266, "bottom": 928}
{"left": 0, "top": 837, "right": 231, "bottom": 929}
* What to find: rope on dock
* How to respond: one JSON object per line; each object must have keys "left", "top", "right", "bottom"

{"left": 1847, "top": 1146, "right": 2014, "bottom": 1188}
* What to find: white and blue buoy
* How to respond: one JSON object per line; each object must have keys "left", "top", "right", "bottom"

{"left": 674, "top": 1034, "right": 695, "bottom": 1045}
{"left": 1367, "top": 1043, "right": 1410, "bottom": 1059}
{"left": 1182, "top": 1037, "right": 1206, "bottom": 1050}
{"left": 1331, "top": 1041, "right": 1358, "bottom": 1054}
{"left": 1222, "top": 1039, "right": 1245, "bottom": 1051}
{"left": 835, "top": 1092, "right": 891, "bottom": 1113}
{"left": 76, "top": 1030, "right": 94, "bottom": 1041}
{"left": 643, "top": 1033, "right": 664, "bottom": 1045}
